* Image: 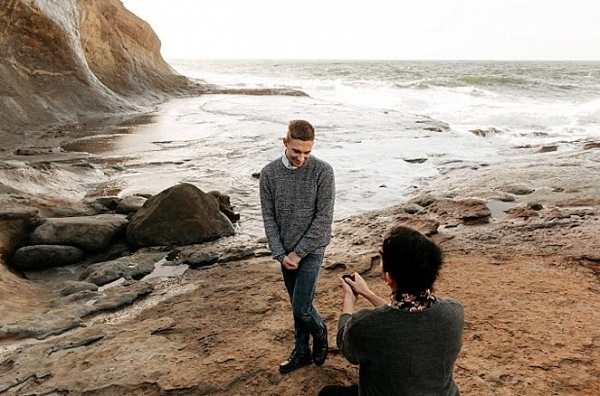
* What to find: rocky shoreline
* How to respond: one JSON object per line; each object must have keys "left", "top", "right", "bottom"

{"left": 1, "top": 0, "right": 598, "bottom": 394}
{"left": 1, "top": 138, "right": 599, "bottom": 395}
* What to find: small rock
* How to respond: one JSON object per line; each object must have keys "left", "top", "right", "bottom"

{"left": 546, "top": 208, "right": 570, "bottom": 220}
{"left": 507, "top": 207, "right": 539, "bottom": 219}
{"left": 403, "top": 158, "right": 428, "bottom": 164}
{"left": 527, "top": 202, "right": 544, "bottom": 211}
{"left": 12, "top": 245, "right": 84, "bottom": 270}
{"left": 209, "top": 191, "right": 240, "bottom": 223}
{"left": 469, "top": 127, "right": 502, "bottom": 137}
{"left": 503, "top": 185, "right": 534, "bottom": 196}
{"left": 402, "top": 203, "right": 425, "bottom": 214}
{"left": 59, "top": 281, "right": 99, "bottom": 296}
{"left": 93, "top": 197, "right": 120, "bottom": 211}
{"left": 427, "top": 199, "right": 491, "bottom": 225}
{"left": 116, "top": 195, "right": 147, "bottom": 214}
{"left": 583, "top": 141, "right": 600, "bottom": 150}
{"left": 408, "top": 194, "right": 440, "bottom": 208}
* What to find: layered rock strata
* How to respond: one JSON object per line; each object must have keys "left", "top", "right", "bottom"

{"left": 0, "top": 0, "right": 196, "bottom": 132}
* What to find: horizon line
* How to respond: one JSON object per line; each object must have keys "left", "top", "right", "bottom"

{"left": 165, "top": 57, "right": 600, "bottom": 63}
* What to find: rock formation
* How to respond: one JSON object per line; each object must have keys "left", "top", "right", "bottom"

{"left": 29, "top": 214, "right": 128, "bottom": 251}
{"left": 0, "top": 0, "right": 197, "bottom": 132}
{"left": 127, "top": 183, "right": 236, "bottom": 248}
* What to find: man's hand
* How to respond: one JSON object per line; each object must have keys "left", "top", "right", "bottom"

{"left": 288, "top": 251, "right": 301, "bottom": 265}
{"left": 281, "top": 254, "right": 300, "bottom": 270}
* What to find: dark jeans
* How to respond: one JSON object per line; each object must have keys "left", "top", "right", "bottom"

{"left": 281, "top": 253, "right": 326, "bottom": 353}
{"left": 318, "top": 385, "right": 359, "bottom": 396}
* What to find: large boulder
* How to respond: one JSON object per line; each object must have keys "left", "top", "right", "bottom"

{"left": 126, "top": 183, "right": 235, "bottom": 247}
{"left": 30, "top": 214, "right": 128, "bottom": 252}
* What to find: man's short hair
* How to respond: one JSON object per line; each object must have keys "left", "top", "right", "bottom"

{"left": 287, "top": 120, "right": 315, "bottom": 141}
{"left": 380, "top": 226, "right": 443, "bottom": 295}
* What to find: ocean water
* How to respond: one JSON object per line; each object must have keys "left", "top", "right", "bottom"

{"left": 4, "top": 60, "right": 600, "bottom": 237}
{"left": 174, "top": 60, "right": 600, "bottom": 138}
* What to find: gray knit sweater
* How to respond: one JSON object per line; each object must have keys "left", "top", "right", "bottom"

{"left": 259, "top": 155, "right": 335, "bottom": 260}
{"left": 337, "top": 297, "right": 464, "bottom": 396}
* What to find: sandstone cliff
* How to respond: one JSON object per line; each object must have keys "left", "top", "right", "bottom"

{"left": 0, "top": 0, "right": 196, "bottom": 132}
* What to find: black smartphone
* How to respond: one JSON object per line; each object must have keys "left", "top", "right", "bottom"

{"left": 342, "top": 274, "right": 357, "bottom": 293}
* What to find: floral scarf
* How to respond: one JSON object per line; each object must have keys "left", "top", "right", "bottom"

{"left": 389, "top": 289, "right": 436, "bottom": 313}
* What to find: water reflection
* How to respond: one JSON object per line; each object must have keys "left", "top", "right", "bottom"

{"left": 142, "top": 258, "right": 189, "bottom": 281}
{"left": 486, "top": 200, "right": 514, "bottom": 218}
{"left": 61, "top": 114, "right": 159, "bottom": 155}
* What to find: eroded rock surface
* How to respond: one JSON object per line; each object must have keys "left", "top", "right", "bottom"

{"left": 0, "top": 0, "right": 197, "bottom": 132}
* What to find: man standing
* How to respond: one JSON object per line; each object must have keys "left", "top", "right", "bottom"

{"left": 259, "top": 119, "right": 335, "bottom": 373}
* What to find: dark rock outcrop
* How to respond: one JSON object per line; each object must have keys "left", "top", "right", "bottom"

{"left": 30, "top": 214, "right": 128, "bottom": 252}
{"left": 469, "top": 127, "right": 502, "bottom": 137}
{"left": 116, "top": 195, "right": 147, "bottom": 215}
{"left": 537, "top": 145, "right": 558, "bottom": 153}
{"left": 79, "top": 252, "right": 162, "bottom": 286}
{"left": 209, "top": 190, "right": 240, "bottom": 223}
{"left": 12, "top": 245, "right": 84, "bottom": 270}
{"left": 0, "top": 282, "right": 153, "bottom": 340}
{"left": 59, "top": 280, "right": 99, "bottom": 296}
{"left": 583, "top": 141, "right": 600, "bottom": 150}
{"left": 127, "top": 183, "right": 235, "bottom": 248}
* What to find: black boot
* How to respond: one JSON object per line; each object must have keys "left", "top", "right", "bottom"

{"left": 279, "top": 348, "right": 312, "bottom": 373}
{"left": 313, "top": 326, "right": 328, "bottom": 366}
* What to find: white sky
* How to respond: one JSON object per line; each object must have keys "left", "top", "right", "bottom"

{"left": 121, "top": 0, "right": 600, "bottom": 61}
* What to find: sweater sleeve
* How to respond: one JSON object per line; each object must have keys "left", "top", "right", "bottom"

{"left": 336, "top": 312, "right": 361, "bottom": 365}
{"left": 294, "top": 164, "right": 335, "bottom": 258}
{"left": 259, "top": 168, "right": 286, "bottom": 259}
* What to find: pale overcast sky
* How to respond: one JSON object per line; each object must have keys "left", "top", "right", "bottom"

{"left": 121, "top": 0, "right": 600, "bottom": 61}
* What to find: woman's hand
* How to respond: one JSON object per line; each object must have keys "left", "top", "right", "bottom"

{"left": 342, "top": 272, "right": 388, "bottom": 308}
{"left": 340, "top": 275, "right": 358, "bottom": 314}
{"left": 340, "top": 275, "right": 358, "bottom": 297}
{"left": 343, "top": 272, "right": 370, "bottom": 297}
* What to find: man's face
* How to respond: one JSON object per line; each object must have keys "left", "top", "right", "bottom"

{"left": 283, "top": 137, "right": 313, "bottom": 168}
